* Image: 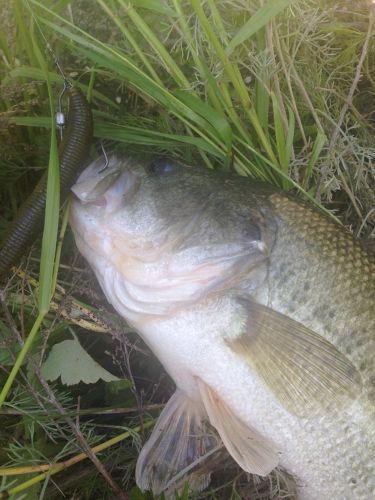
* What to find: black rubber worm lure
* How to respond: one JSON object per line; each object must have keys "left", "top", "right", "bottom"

{"left": 0, "top": 86, "right": 93, "bottom": 277}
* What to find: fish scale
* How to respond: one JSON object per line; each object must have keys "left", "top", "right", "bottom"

{"left": 263, "top": 200, "right": 374, "bottom": 495}
{"left": 268, "top": 195, "right": 375, "bottom": 391}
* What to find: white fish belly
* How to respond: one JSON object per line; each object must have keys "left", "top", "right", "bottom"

{"left": 139, "top": 309, "right": 375, "bottom": 500}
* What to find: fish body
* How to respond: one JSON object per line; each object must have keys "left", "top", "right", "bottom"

{"left": 70, "top": 156, "right": 375, "bottom": 499}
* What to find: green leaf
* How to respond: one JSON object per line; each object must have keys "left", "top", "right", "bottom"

{"left": 129, "top": 0, "right": 177, "bottom": 17}
{"left": 28, "top": 17, "right": 59, "bottom": 313}
{"left": 106, "top": 379, "right": 132, "bottom": 396}
{"left": 272, "top": 93, "right": 286, "bottom": 167}
{"left": 303, "top": 130, "right": 327, "bottom": 188}
{"left": 41, "top": 339, "right": 120, "bottom": 385}
{"left": 172, "top": 90, "right": 232, "bottom": 150}
{"left": 227, "top": 0, "right": 294, "bottom": 53}
{"left": 285, "top": 105, "right": 295, "bottom": 170}
{"left": 7, "top": 117, "right": 222, "bottom": 157}
{"left": 7, "top": 116, "right": 50, "bottom": 127}
{"left": 96, "top": 122, "right": 223, "bottom": 156}
{"left": 8, "top": 66, "right": 118, "bottom": 108}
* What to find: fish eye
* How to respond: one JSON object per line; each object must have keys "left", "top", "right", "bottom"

{"left": 146, "top": 159, "right": 177, "bottom": 176}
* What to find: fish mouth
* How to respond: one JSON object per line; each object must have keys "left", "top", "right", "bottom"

{"left": 71, "top": 156, "right": 140, "bottom": 211}
{"left": 71, "top": 155, "right": 123, "bottom": 203}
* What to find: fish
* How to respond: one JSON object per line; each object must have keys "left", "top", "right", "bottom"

{"left": 69, "top": 155, "right": 375, "bottom": 499}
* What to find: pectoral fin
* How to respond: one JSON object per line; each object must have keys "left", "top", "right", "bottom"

{"left": 197, "top": 379, "right": 279, "bottom": 476}
{"left": 135, "top": 390, "right": 221, "bottom": 495}
{"left": 228, "top": 300, "right": 362, "bottom": 416}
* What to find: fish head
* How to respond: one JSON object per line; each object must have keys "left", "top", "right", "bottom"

{"left": 70, "top": 155, "right": 273, "bottom": 318}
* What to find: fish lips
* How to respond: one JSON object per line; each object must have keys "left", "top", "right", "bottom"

{"left": 71, "top": 156, "right": 140, "bottom": 213}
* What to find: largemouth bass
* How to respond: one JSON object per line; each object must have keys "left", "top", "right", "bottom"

{"left": 70, "top": 156, "right": 375, "bottom": 499}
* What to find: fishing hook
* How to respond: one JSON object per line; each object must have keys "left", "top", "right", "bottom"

{"left": 98, "top": 142, "right": 109, "bottom": 174}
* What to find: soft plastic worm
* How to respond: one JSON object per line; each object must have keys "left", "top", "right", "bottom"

{"left": 0, "top": 86, "right": 93, "bottom": 277}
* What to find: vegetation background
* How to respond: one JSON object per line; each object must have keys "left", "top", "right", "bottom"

{"left": 0, "top": 0, "right": 374, "bottom": 498}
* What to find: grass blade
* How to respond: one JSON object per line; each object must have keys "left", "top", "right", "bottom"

{"left": 303, "top": 131, "right": 327, "bottom": 189}
{"left": 227, "top": 0, "right": 294, "bottom": 52}
{"left": 29, "top": 28, "right": 59, "bottom": 311}
{"left": 172, "top": 90, "right": 232, "bottom": 150}
{"left": 117, "top": 0, "right": 187, "bottom": 87}
{"left": 7, "top": 66, "right": 119, "bottom": 108}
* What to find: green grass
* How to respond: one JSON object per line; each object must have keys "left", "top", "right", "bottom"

{"left": 0, "top": 0, "right": 374, "bottom": 498}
